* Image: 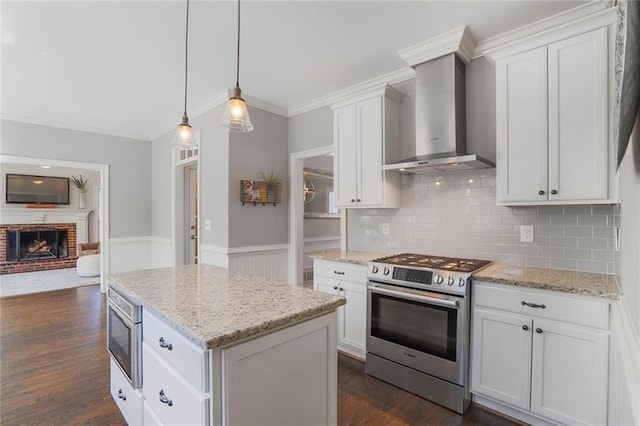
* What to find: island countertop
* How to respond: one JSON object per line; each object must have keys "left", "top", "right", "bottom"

{"left": 107, "top": 264, "right": 346, "bottom": 350}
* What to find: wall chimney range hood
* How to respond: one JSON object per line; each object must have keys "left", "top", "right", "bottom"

{"left": 383, "top": 27, "right": 494, "bottom": 174}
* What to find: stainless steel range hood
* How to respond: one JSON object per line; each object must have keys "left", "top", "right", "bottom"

{"left": 383, "top": 53, "right": 494, "bottom": 174}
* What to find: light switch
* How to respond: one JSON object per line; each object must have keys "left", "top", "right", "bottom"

{"left": 205, "top": 220, "right": 211, "bottom": 231}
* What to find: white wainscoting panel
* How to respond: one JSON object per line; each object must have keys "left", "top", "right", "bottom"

{"left": 150, "top": 237, "right": 173, "bottom": 269}
{"left": 199, "top": 244, "right": 229, "bottom": 268}
{"left": 228, "top": 244, "right": 289, "bottom": 281}
{"left": 109, "top": 237, "right": 152, "bottom": 273}
{"left": 610, "top": 297, "right": 640, "bottom": 425}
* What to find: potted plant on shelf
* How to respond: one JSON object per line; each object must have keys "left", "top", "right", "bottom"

{"left": 71, "top": 175, "right": 89, "bottom": 209}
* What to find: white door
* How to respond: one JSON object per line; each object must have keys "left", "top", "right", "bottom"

{"left": 547, "top": 27, "right": 608, "bottom": 201}
{"left": 185, "top": 166, "right": 198, "bottom": 264}
{"left": 530, "top": 319, "right": 609, "bottom": 425}
{"left": 471, "top": 308, "right": 532, "bottom": 410}
{"left": 496, "top": 46, "right": 548, "bottom": 203}
{"left": 358, "top": 96, "right": 383, "bottom": 207}
{"left": 334, "top": 105, "right": 358, "bottom": 207}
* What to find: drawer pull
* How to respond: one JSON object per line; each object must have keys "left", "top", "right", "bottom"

{"left": 159, "top": 337, "right": 173, "bottom": 351}
{"left": 334, "top": 270, "right": 345, "bottom": 275}
{"left": 522, "top": 325, "right": 529, "bottom": 331}
{"left": 117, "top": 389, "right": 127, "bottom": 401}
{"left": 521, "top": 301, "right": 546, "bottom": 309}
{"left": 159, "top": 389, "right": 173, "bottom": 407}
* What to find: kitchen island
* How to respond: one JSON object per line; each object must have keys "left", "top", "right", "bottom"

{"left": 107, "top": 264, "right": 346, "bottom": 426}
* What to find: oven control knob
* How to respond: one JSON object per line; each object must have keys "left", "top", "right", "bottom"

{"left": 447, "top": 276, "right": 455, "bottom": 286}
{"left": 434, "top": 274, "right": 444, "bottom": 284}
{"left": 383, "top": 267, "right": 390, "bottom": 275}
{"left": 371, "top": 265, "right": 379, "bottom": 274}
{"left": 458, "top": 278, "right": 466, "bottom": 287}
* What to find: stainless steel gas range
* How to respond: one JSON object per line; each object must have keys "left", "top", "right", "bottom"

{"left": 365, "top": 253, "right": 491, "bottom": 414}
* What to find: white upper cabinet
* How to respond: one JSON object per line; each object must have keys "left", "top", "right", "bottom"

{"left": 493, "top": 25, "right": 616, "bottom": 206}
{"left": 332, "top": 85, "right": 404, "bottom": 209}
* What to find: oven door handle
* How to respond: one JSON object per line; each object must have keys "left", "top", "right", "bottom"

{"left": 369, "top": 285, "right": 459, "bottom": 308}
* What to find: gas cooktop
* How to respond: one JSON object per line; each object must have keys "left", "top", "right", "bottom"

{"left": 372, "top": 253, "right": 492, "bottom": 273}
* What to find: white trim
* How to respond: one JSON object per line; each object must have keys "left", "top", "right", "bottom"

{"left": 109, "top": 236, "right": 150, "bottom": 244}
{"left": 303, "top": 236, "right": 341, "bottom": 245}
{"left": 398, "top": 25, "right": 476, "bottom": 66}
{"left": 289, "top": 145, "right": 338, "bottom": 286}
{"left": 0, "top": 154, "right": 110, "bottom": 292}
{"left": 227, "top": 244, "right": 289, "bottom": 255}
{"left": 288, "top": 68, "right": 414, "bottom": 117}
{"left": 611, "top": 297, "right": 640, "bottom": 424}
{"left": 1, "top": 113, "right": 150, "bottom": 142}
{"left": 199, "top": 244, "right": 229, "bottom": 268}
{"left": 482, "top": 7, "right": 617, "bottom": 63}
{"left": 474, "top": 1, "right": 609, "bottom": 59}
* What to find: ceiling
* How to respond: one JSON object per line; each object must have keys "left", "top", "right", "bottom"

{"left": 1, "top": 0, "right": 591, "bottom": 140}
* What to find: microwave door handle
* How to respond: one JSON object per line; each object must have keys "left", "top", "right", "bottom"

{"left": 369, "top": 286, "right": 459, "bottom": 308}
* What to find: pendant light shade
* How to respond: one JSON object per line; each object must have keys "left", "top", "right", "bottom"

{"left": 221, "top": 0, "right": 253, "bottom": 132}
{"left": 173, "top": 0, "right": 198, "bottom": 149}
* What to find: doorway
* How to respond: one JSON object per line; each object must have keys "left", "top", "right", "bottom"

{"left": 185, "top": 165, "right": 198, "bottom": 264}
{"left": 172, "top": 133, "right": 200, "bottom": 266}
{"left": 289, "top": 145, "right": 345, "bottom": 286}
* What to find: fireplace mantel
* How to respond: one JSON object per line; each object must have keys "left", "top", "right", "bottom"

{"left": 0, "top": 208, "right": 93, "bottom": 248}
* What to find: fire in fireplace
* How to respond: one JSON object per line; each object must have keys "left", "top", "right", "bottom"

{"left": 5, "top": 229, "right": 69, "bottom": 262}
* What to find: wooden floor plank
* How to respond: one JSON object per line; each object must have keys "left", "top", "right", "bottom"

{"left": 1, "top": 285, "right": 517, "bottom": 425}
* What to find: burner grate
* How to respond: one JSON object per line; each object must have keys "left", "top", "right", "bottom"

{"left": 372, "top": 253, "right": 491, "bottom": 273}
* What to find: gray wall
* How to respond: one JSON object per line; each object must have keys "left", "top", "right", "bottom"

{"left": 619, "top": 109, "right": 640, "bottom": 331}
{"left": 228, "top": 107, "right": 289, "bottom": 247}
{"left": 288, "top": 106, "right": 333, "bottom": 154}
{"left": 0, "top": 119, "right": 152, "bottom": 238}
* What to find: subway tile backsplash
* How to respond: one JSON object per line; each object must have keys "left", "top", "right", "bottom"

{"left": 347, "top": 169, "right": 618, "bottom": 274}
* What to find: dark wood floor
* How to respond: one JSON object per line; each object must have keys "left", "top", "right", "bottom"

{"left": 1, "top": 285, "right": 517, "bottom": 425}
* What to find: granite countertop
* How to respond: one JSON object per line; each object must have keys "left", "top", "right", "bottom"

{"left": 108, "top": 264, "right": 346, "bottom": 350}
{"left": 308, "top": 249, "right": 388, "bottom": 266}
{"left": 473, "top": 263, "right": 621, "bottom": 300}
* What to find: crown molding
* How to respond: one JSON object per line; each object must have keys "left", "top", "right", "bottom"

{"left": 0, "top": 113, "right": 150, "bottom": 142}
{"left": 474, "top": 0, "right": 611, "bottom": 59}
{"left": 288, "top": 67, "right": 414, "bottom": 117}
{"left": 398, "top": 25, "right": 476, "bottom": 66}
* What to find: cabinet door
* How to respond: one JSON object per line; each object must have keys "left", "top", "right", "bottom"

{"left": 471, "top": 308, "right": 532, "bottom": 410}
{"left": 334, "top": 105, "right": 358, "bottom": 207}
{"left": 338, "top": 280, "right": 366, "bottom": 355}
{"left": 548, "top": 27, "right": 608, "bottom": 201}
{"left": 530, "top": 319, "right": 608, "bottom": 425}
{"left": 357, "top": 96, "right": 384, "bottom": 207}
{"left": 496, "top": 46, "right": 548, "bottom": 203}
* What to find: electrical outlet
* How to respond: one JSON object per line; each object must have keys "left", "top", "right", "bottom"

{"left": 520, "top": 225, "right": 534, "bottom": 243}
{"left": 614, "top": 227, "right": 621, "bottom": 252}
{"left": 205, "top": 220, "right": 211, "bottom": 231}
{"left": 382, "top": 223, "right": 390, "bottom": 235}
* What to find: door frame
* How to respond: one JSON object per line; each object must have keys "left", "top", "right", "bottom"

{"left": 288, "top": 145, "right": 345, "bottom": 285}
{"left": 0, "top": 154, "right": 110, "bottom": 292}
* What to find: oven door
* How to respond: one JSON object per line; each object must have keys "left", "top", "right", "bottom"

{"left": 367, "top": 282, "right": 469, "bottom": 385}
{"left": 107, "top": 302, "right": 142, "bottom": 389}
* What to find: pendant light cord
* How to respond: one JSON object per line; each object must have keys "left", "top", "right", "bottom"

{"left": 235, "top": 0, "right": 240, "bottom": 87}
{"left": 183, "top": 0, "right": 190, "bottom": 116}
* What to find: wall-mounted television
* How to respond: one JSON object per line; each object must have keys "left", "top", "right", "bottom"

{"left": 5, "top": 174, "right": 70, "bottom": 205}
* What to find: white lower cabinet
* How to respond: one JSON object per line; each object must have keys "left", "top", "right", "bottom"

{"left": 110, "top": 359, "right": 143, "bottom": 426}
{"left": 471, "top": 280, "right": 610, "bottom": 425}
{"left": 313, "top": 259, "right": 367, "bottom": 359}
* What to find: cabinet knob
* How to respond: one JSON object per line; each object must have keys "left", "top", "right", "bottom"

{"left": 351, "top": 199, "right": 356, "bottom": 203}
{"left": 550, "top": 190, "right": 558, "bottom": 195}
{"left": 333, "top": 286, "right": 338, "bottom": 290}
{"left": 522, "top": 325, "right": 529, "bottom": 331}
{"left": 538, "top": 190, "right": 545, "bottom": 195}
{"left": 356, "top": 199, "right": 361, "bottom": 202}
{"left": 536, "top": 328, "right": 543, "bottom": 334}
{"left": 159, "top": 337, "right": 173, "bottom": 351}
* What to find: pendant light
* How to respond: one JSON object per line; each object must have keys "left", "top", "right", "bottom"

{"left": 221, "top": 0, "right": 253, "bottom": 132}
{"left": 172, "top": 0, "right": 197, "bottom": 148}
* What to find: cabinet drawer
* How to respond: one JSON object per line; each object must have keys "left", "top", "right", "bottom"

{"left": 142, "top": 343, "right": 209, "bottom": 426}
{"left": 143, "top": 400, "right": 162, "bottom": 425}
{"left": 473, "top": 280, "right": 609, "bottom": 329}
{"left": 110, "top": 359, "right": 143, "bottom": 426}
{"left": 143, "top": 309, "right": 210, "bottom": 392}
{"left": 314, "top": 260, "right": 367, "bottom": 283}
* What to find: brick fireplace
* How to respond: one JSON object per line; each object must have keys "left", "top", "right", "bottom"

{"left": 0, "top": 208, "right": 92, "bottom": 275}
{"left": 1, "top": 224, "right": 78, "bottom": 274}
